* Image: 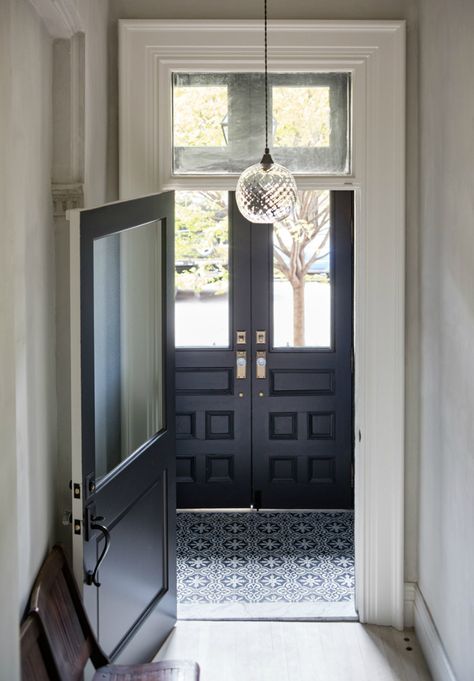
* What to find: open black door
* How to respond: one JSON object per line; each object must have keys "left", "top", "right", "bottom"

{"left": 69, "top": 192, "right": 176, "bottom": 663}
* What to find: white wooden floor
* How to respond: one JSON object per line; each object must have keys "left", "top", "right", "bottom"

{"left": 155, "top": 621, "right": 432, "bottom": 681}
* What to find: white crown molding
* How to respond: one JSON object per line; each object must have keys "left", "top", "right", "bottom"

{"left": 414, "top": 586, "right": 457, "bottom": 681}
{"left": 28, "top": 0, "right": 83, "bottom": 39}
{"left": 119, "top": 18, "right": 405, "bottom": 33}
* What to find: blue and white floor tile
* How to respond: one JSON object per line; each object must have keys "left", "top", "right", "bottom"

{"left": 177, "top": 511, "right": 356, "bottom": 620}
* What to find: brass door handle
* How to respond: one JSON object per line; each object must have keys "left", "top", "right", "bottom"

{"left": 256, "top": 351, "right": 266, "bottom": 379}
{"left": 236, "top": 351, "right": 247, "bottom": 379}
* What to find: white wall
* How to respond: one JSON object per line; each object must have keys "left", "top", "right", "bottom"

{"left": 81, "top": 0, "right": 111, "bottom": 207}
{"left": 0, "top": 0, "right": 56, "bottom": 675}
{"left": 418, "top": 0, "right": 474, "bottom": 679}
{"left": 0, "top": 0, "right": 112, "bottom": 675}
{"left": 54, "top": 0, "right": 111, "bottom": 557}
{"left": 108, "top": 0, "right": 420, "bottom": 584}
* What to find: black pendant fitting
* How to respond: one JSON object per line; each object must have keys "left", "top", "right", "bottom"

{"left": 260, "top": 148, "right": 273, "bottom": 170}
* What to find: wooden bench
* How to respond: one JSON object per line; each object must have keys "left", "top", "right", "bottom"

{"left": 21, "top": 545, "right": 199, "bottom": 681}
{"left": 20, "top": 612, "right": 60, "bottom": 681}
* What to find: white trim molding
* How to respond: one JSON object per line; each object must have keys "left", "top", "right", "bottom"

{"left": 119, "top": 19, "right": 406, "bottom": 628}
{"left": 28, "top": 0, "right": 83, "bottom": 39}
{"left": 414, "top": 586, "right": 457, "bottom": 681}
{"left": 404, "top": 582, "right": 416, "bottom": 628}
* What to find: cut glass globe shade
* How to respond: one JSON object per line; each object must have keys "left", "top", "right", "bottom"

{"left": 236, "top": 152, "right": 298, "bottom": 223}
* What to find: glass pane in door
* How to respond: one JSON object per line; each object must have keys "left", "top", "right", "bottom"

{"left": 272, "top": 190, "right": 332, "bottom": 348}
{"left": 93, "top": 220, "right": 164, "bottom": 479}
{"left": 175, "top": 191, "right": 230, "bottom": 347}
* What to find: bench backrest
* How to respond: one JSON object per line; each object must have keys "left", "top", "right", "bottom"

{"left": 20, "top": 612, "right": 60, "bottom": 681}
{"left": 29, "top": 545, "right": 108, "bottom": 681}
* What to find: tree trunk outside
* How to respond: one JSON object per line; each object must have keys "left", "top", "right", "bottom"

{"left": 293, "top": 281, "right": 305, "bottom": 346}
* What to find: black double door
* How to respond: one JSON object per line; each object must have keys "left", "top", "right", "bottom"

{"left": 176, "top": 191, "right": 353, "bottom": 510}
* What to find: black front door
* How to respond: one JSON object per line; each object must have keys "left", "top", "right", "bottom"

{"left": 176, "top": 190, "right": 353, "bottom": 509}
{"left": 74, "top": 192, "right": 176, "bottom": 662}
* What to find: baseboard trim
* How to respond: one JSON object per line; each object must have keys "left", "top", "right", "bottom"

{"left": 404, "top": 582, "right": 416, "bottom": 627}
{"left": 412, "top": 585, "right": 457, "bottom": 681}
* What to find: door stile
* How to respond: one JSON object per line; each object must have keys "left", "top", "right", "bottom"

{"left": 69, "top": 207, "right": 85, "bottom": 590}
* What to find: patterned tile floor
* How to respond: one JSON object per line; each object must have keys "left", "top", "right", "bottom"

{"left": 177, "top": 511, "right": 356, "bottom": 620}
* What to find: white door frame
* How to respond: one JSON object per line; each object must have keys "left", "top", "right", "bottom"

{"left": 118, "top": 19, "right": 406, "bottom": 629}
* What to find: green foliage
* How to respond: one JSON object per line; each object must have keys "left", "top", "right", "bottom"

{"left": 273, "top": 87, "right": 331, "bottom": 148}
{"left": 174, "top": 86, "right": 228, "bottom": 148}
{"left": 175, "top": 191, "right": 229, "bottom": 295}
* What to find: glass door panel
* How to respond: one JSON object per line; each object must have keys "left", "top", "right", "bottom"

{"left": 272, "top": 190, "right": 332, "bottom": 349}
{"left": 93, "top": 220, "right": 164, "bottom": 480}
{"left": 175, "top": 191, "right": 230, "bottom": 348}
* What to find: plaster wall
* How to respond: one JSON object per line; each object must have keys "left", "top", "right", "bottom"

{"left": 108, "top": 0, "right": 420, "bottom": 584}
{"left": 81, "top": 0, "right": 111, "bottom": 207}
{"left": 0, "top": 0, "right": 56, "bottom": 675}
{"left": 418, "top": 1, "right": 474, "bottom": 679}
{"left": 54, "top": 0, "right": 111, "bottom": 557}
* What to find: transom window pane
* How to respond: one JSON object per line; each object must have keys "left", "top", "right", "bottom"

{"left": 272, "top": 190, "right": 332, "bottom": 348}
{"left": 175, "top": 191, "right": 230, "bottom": 348}
{"left": 273, "top": 86, "right": 330, "bottom": 148}
{"left": 173, "top": 84, "right": 228, "bottom": 148}
{"left": 172, "top": 72, "right": 351, "bottom": 175}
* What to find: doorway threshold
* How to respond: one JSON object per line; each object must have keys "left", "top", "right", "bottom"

{"left": 178, "top": 600, "right": 357, "bottom": 621}
{"left": 177, "top": 510, "right": 356, "bottom": 622}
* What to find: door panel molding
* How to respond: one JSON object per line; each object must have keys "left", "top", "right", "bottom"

{"left": 270, "top": 369, "right": 336, "bottom": 396}
{"left": 120, "top": 20, "right": 406, "bottom": 629}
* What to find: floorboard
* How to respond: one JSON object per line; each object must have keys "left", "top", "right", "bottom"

{"left": 154, "top": 621, "right": 432, "bottom": 681}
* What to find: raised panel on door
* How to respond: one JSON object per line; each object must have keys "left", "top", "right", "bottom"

{"left": 175, "top": 193, "right": 252, "bottom": 508}
{"left": 251, "top": 190, "right": 354, "bottom": 509}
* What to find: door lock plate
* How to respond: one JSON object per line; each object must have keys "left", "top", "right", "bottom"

{"left": 236, "top": 351, "right": 247, "bottom": 379}
{"left": 236, "top": 331, "right": 247, "bottom": 345}
{"left": 256, "top": 330, "right": 266, "bottom": 344}
{"left": 256, "top": 351, "right": 267, "bottom": 379}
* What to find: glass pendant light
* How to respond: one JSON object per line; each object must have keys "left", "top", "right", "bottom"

{"left": 236, "top": 0, "right": 297, "bottom": 223}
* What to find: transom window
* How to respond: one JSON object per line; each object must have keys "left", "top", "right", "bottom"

{"left": 172, "top": 72, "right": 351, "bottom": 176}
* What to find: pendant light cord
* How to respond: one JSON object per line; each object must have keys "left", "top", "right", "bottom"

{"left": 264, "top": 0, "right": 269, "bottom": 153}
